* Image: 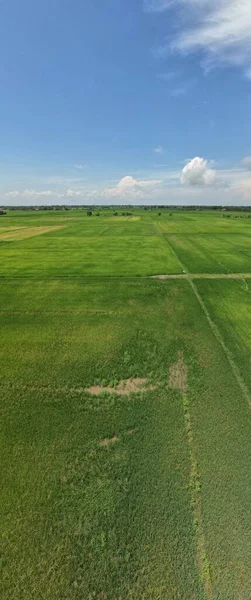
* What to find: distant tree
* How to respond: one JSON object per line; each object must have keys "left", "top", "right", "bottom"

{"left": 87, "top": 210, "right": 92, "bottom": 216}
{"left": 169, "top": 213, "right": 172, "bottom": 216}
{"left": 0, "top": 210, "right": 6, "bottom": 215}
{"left": 113, "top": 212, "right": 118, "bottom": 216}
{"left": 96, "top": 212, "right": 100, "bottom": 216}
{"left": 158, "top": 212, "right": 161, "bottom": 216}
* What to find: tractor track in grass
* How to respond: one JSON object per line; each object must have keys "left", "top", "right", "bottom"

{"left": 181, "top": 393, "right": 213, "bottom": 599}
{"left": 164, "top": 235, "right": 251, "bottom": 597}
{"left": 161, "top": 235, "right": 213, "bottom": 598}
{"left": 1, "top": 272, "right": 251, "bottom": 281}
{"left": 151, "top": 273, "right": 251, "bottom": 280}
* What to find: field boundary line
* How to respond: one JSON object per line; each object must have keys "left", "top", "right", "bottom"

{"left": 1, "top": 273, "right": 251, "bottom": 281}
{"left": 0, "top": 309, "right": 120, "bottom": 316}
{"left": 162, "top": 232, "right": 213, "bottom": 596}
{"left": 182, "top": 394, "right": 213, "bottom": 599}
{"left": 151, "top": 273, "right": 251, "bottom": 280}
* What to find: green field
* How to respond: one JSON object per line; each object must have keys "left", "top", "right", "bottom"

{"left": 1, "top": 208, "right": 251, "bottom": 599}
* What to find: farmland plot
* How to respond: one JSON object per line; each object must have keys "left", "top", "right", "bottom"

{"left": 1, "top": 209, "right": 251, "bottom": 599}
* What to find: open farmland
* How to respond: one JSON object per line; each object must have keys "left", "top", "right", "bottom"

{"left": 1, "top": 208, "right": 251, "bottom": 599}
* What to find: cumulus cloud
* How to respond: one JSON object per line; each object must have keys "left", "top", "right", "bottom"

{"left": 100, "top": 175, "right": 162, "bottom": 200}
{"left": 180, "top": 157, "right": 216, "bottom": 186}
{"left": 74, "top": 164, "right": 88, "bottom": 170}
{"left": 147, "top": 0, "right": 251, "bottom": 78}
{"left": 241, "top": 156, "right": 251, "bottom": 170}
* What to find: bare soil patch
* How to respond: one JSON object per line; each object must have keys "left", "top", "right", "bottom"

{"left": 0, "top": 226, "right": 25, "bottom": 233}
{"left": 169, "top": 351, "right": 188, "bottom": 394}
{"left": 86, "top": 377, "right": 155, "bottom": 397}
{"left": 99, "top": 436, "right": 119, "bottom": 447}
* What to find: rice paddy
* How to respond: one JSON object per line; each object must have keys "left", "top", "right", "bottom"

{"left": 1, "top": 208, "right": 251, "bottom": 599}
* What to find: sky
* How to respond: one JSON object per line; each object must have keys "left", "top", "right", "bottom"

{"left": 1, "top": 0, "right": 251, "bottom": 205}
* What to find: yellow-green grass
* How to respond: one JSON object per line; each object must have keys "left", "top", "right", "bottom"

{"left": 0, "top": 225, "right": 65, "bottom": 241}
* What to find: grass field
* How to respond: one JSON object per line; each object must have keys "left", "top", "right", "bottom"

{"left": 1, "top": 208, "right": 251, "bottom": 599}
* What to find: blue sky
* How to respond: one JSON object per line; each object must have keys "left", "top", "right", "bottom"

{"left": 2, "top": 0, "right": 251, "bottom": 205}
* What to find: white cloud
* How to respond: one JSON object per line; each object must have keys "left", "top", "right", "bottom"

{"left": 241, "top": 156, "right": 251, "bottom": 170}
{"left": 4, "top": 189, "right": 82, "bottom": 200}
{"left": 6, "top": 164, "right": 251, "bottom": 206}
{"left": 5, "top": 189, "right": 55, "bottom": 198}
{"left": 147, "top": 0, "right": 251, "bottom": 77}
{"left": 154, "top": 146, "right": 164, "bottom": 154}
{"left": 66, "top": 188, "right": 82, "bottom": 197}
{"left": 22, "top": 189, "right": 54, "bottom": 197}
{"left": 95, "top": 175, "right": 162, "bottom": 200}
{"left": 181, "top": 157, "right": 216, "bottom": 186}
{"left": 74, "top": 164, "right": 88, "bottom": 170}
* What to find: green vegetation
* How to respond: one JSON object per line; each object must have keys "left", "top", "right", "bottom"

{"left": 1, "top": 208, "right": 251, "bottom": 599}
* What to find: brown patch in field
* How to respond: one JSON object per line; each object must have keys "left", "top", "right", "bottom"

{"left": 99, "top": 436, "right": 119, "bottom": 447}
{"left": 169, "top": 351, "right": 188, "bottom": 394}
{"left": 0, "top": 225, "right": 65, "bottom": 241}
{"left": 130, "top": 216, "right": 140, "bottom": 221}
{"left": 86, "top": 378, "right": 155, "bottom": 397}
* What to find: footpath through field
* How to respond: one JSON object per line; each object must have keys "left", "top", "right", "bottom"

{"left": 151, "top": 272, "right": 251, "bottom": 279}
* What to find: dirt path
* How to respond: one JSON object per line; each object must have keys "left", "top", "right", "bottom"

{"left": 152, "top": 273, "right": 251, "bottom": 280}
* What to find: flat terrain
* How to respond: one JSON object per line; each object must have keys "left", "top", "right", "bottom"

{"left": 1, "top": 208, "right": 251, "bottom": 599}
